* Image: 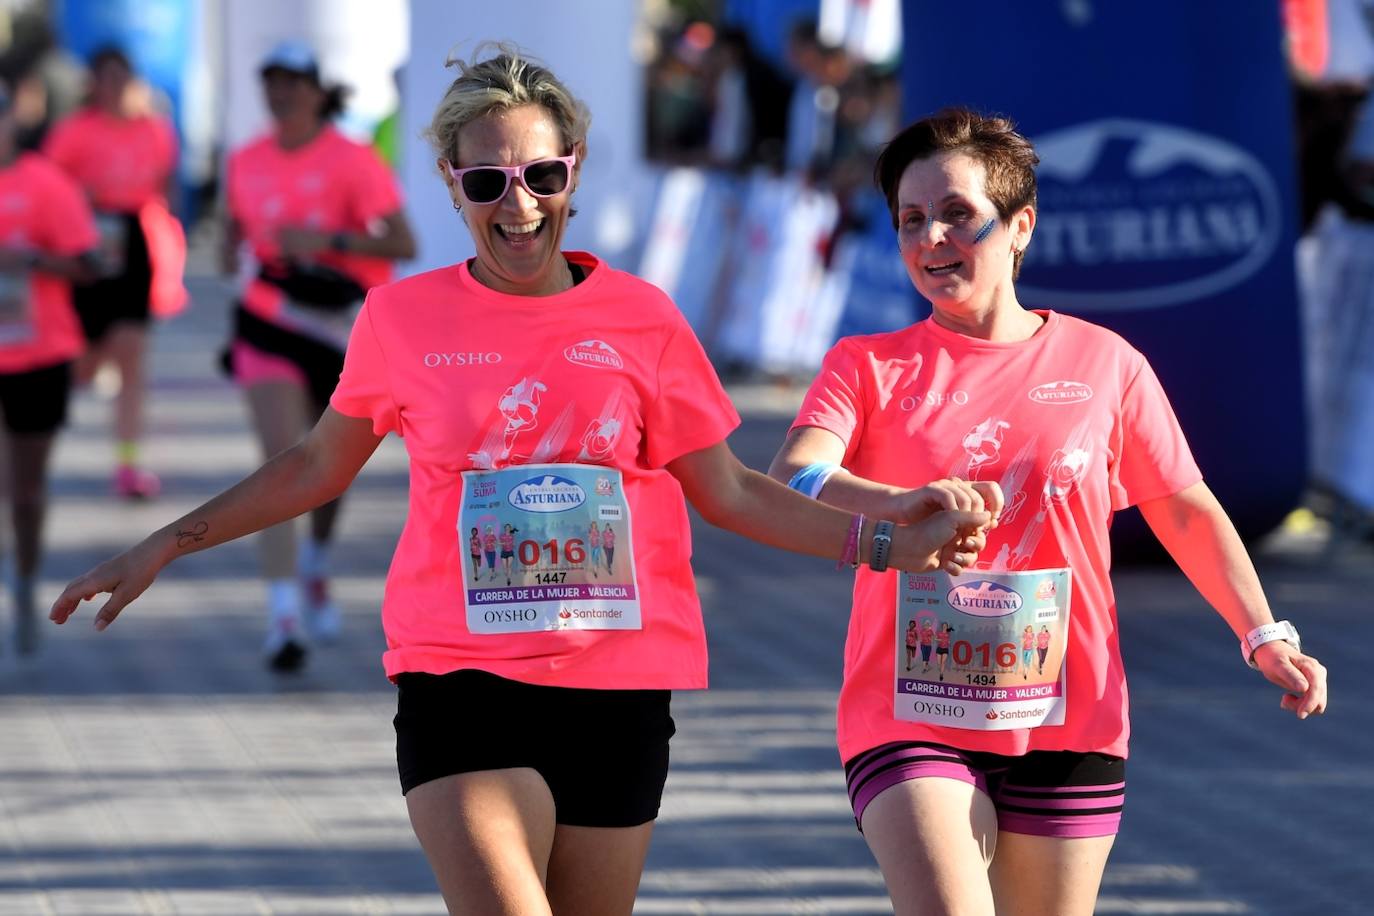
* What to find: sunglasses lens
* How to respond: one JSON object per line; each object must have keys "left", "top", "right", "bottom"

{"left": 523, "top": 160, "right": 570, "bottom": 196}
{"left": 461, "top": 169, "right": 507, "bottom": 204}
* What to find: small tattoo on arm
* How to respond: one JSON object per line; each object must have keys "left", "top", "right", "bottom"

{"left": 176, "top": 521, "right": 209, "bottom": 549}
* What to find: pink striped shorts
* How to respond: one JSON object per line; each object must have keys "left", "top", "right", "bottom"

{"left": 844, "top": 741, "right": 1124, "bottom": 838}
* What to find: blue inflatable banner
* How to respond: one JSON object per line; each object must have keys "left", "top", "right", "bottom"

{"left": 900, "top": 1, "right": 1306, "bottom": 545}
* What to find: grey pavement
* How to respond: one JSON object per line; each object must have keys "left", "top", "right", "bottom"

{"left": 0, "top": 269, "right": 1370, "bottom": 915}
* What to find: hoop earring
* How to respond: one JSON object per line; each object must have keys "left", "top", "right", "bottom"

{"left": 453, "top": 202, "right": 461, "bottom": 212}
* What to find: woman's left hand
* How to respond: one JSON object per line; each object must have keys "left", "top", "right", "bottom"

{"left": 1253, "top": 641, "right": 1328, "bottom": 719}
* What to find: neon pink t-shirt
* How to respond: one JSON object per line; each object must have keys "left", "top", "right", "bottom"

{"left": 226, "top": 126, "right": 401, "bottom": 323}
{"left": 937, "top": 629, "right": 951, "bottom": 650}
{"left": 0, "top": 154, "right": 99, "bottom": 374}
{"left": 1022, "top": 631, "right": 1035, "bottom": 650}
{"left": 330, "top": 252, "right": 741, "bottom": 688}
{"left": 793, "top": 311, "right": 1201, "bottom": 761}
{"left": 499, "top": 533, "right": 514, "bottom": 552}
{"left": 905, "top": 626, "right": 919, "bottom": 648}
{"left": 603, "top": 528, "right": 616, "bottom": 548}
{"left": 469, "top": 535, "right": 481, "bottom": 556}
{"left": 483, "top": 533, "right": 497, "bottom": 553}
{"left": 920, "top": 625, "right": 934, "bottom": 646}
{"left": 589, "top": 528, "right": 602, "bottom": 548}
{"left": 1037, "top": 630, "right": 1052, "bottom": 650}
{"left": 43, "top": 107, "right": 178, "bottom": 213}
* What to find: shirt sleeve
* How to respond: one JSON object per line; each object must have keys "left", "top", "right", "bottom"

{"left": 349, "top": 146, "right": 404, "bottom": 225}
{"left": 331, "top": 295, "right": 401, "bottom": 437}
{"left": 791, "top": 338, "right": 867, "bottom": 456}
{"left": 40, "top": 118, "right": 78, "bottom": 175}
{"left": 1108, "top": 354, "right": 1203, "bottom": 510}
{"left": 38, "top": 169, "right": 99, "bottom": 255}
{"left": 641, "top": 313, "right": 740, "bottom": 468}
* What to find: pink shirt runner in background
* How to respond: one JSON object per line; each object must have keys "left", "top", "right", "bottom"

{"left": 43, "top": 107, "right": 178, "bottom": 213}
{"left": 793, "top": 311, "right": 1200, "bottom": 761}
{"left": 0, "top": 154, "right": 99, "bottom": 374}
{"left": 331, "top": 251, "right": 740, "bottom": 689}
{"left": 226, "top": 125, "right": 401, "bottom": 323}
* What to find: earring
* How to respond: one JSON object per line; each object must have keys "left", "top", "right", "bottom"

{"left": 452, "top": 202, "right": 461, "bottom": 212}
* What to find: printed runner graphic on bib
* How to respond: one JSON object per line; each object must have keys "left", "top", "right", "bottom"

{"left": 279, "top": 297, "right": 356, "bottom": 351}
{"left": 0, "top": 267, "right": 34, "bottom": 345}
{"left": 896, "top": 568, "right": 1071, "bottom": 730}
{"left": 459, "top": 463, "right": 641, "bottom": 633}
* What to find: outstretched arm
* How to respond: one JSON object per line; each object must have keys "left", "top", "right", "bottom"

{"left": 669, "top": 441, "right": 991, "bottom": 574}
{"left": 768, "top": 425, "right": 1005, "bottom": 525}
{"left": 1138, "top": 481, "right": 1327, "bottom": 719}
{"left": 51, "top": 408, "right": 384, "bottom": 630}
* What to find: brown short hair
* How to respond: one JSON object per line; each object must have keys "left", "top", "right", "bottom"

{"left": 874, "top": 107, "right": 1039, "bottom": 276}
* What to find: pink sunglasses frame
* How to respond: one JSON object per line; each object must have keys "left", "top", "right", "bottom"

{"left": 444, "top": 154, "right": 578, "bottom": 205}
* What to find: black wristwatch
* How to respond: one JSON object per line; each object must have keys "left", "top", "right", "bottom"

{"left": 869, "top": 520, "right": 894, "bottom": 572}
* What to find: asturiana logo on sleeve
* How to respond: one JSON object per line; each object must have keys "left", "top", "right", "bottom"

{"left": 507, "top": 475, "right": 587, "bottom": 513}
{"left": 564, "top": 340, "right": 624, "bottom": 370}
{"left": 1028, "top": 381, "right": 1093, "bottom": 404}
{"left": 946, "top": 580, "right": 1024, "bottom": 618}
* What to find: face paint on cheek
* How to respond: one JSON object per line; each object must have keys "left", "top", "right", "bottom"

{"left": 973, "top": 219, "right": 996, "bottom": 244}
{"left": 927, "top": 201, "right": 935, "bottom": 232}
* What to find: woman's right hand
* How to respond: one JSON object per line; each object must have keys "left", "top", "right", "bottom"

{"left": 49, "top": 537, "right": 169, "bottom": 631}
{"left": 891, "top": 478, "right": 1004, "bottom": 527}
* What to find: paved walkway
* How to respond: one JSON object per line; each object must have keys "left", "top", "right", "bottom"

{"left": 0, "top": 272, "right": 1369, "bottom": 914}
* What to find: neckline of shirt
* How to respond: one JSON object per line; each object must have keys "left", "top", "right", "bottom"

{"left": 920, "top": 309, "right": 1060, "bottom": 350}
{"left": 453, "top": 251, "right": 607, "bottom": 307}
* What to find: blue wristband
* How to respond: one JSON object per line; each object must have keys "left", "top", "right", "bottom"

{"left": 787, "top": 462, "right": 841, "bottom": 499}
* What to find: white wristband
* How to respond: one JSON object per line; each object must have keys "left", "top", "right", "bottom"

{"left": 1240, "top": 620, "right": 1300, "bottom": 668}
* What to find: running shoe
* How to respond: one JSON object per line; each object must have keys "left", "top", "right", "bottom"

{"left": 114, "top": 465, "right": 161, "bottom": 500}
{"left": 264, "top": 618, "right": 308, "bottom": 672}
{"left": 303, "top": 576, "right": 342, "bottom": 643}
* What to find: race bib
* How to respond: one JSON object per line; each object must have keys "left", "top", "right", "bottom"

{"left": 278, "top": 298, "right": 356, "bottom": 351}
{"left": 459, "top": 464, "right": 641, "bottom": 634}
{"left": 895, "top": 568, "right": 1071, "bottom": 730}
{"left": 94, "top": 213, "right": 129, "bottom": 277}
{"left": 0, "top": 268, "right": 34, "bottom": 345}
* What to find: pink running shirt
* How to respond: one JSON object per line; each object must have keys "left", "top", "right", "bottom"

{"left": 589, "top": 527, "right": 602, "bottom": 548}
{"left": 226, "top": 126, "right": 401, "bottom": 324}
{"left": 43, "top": 107, "right": 178, "bottom": 213}
{"left": 0, "top": 155, "right": 99, "bottom": 374}
{"left": 331, "top": 252, "right": 740, "bottom": 688}
{"left": 603, "top": 528, "right": 616, "bottom": 548}
{"left": 793, "top": 311, "right": 1200, "bottom": 761}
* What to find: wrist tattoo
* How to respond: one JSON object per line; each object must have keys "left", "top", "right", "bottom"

{"left": 176, "top": 521, "right": 209, "bottom": 549}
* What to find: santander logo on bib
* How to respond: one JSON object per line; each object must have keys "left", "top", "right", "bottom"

{"left": 508, "top": 475, "right": 586, "bottom": 513}
{"left": 946, "top": 580, "right": 1024, "bottom": 618}
{"left": 1028, "top": 380, "right": 1093, "bottom": 404}
{"left": 564, "top": 340, "right": 624, "bottom": 370}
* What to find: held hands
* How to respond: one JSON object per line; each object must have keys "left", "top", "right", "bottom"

{"left": 1252, "top": 641, "right": 1328, "bottom": 720}
{"left": 49, "top": 539, "right": 167, "bottom": 632}
{"left": 888, "top": 478, "right": 1003, "bottom": 575}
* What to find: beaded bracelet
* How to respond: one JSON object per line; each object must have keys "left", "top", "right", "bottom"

{"left": 837, "top": 513, "right": 865, "bottom": 570}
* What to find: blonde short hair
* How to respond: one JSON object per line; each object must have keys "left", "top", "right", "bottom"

{"left": 425, "top": 43, "right": 591, "bottom": 166}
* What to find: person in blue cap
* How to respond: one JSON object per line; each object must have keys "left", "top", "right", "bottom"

{"left": 220, "top": 40, "right": 417, "bottom": 670}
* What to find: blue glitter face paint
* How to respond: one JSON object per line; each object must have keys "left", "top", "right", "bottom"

{"left": 973, "top": 218, "right": 996, "bottom": 244}
{"left": 927, "top": 201, "right": 934, "bottom": 232}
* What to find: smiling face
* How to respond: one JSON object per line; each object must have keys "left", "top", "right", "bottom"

{"left": 442, "top": 104, "right": 578, "bottom": 297}
{"left": 895, "top": 151, "right": 1033, "bottom": 317}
